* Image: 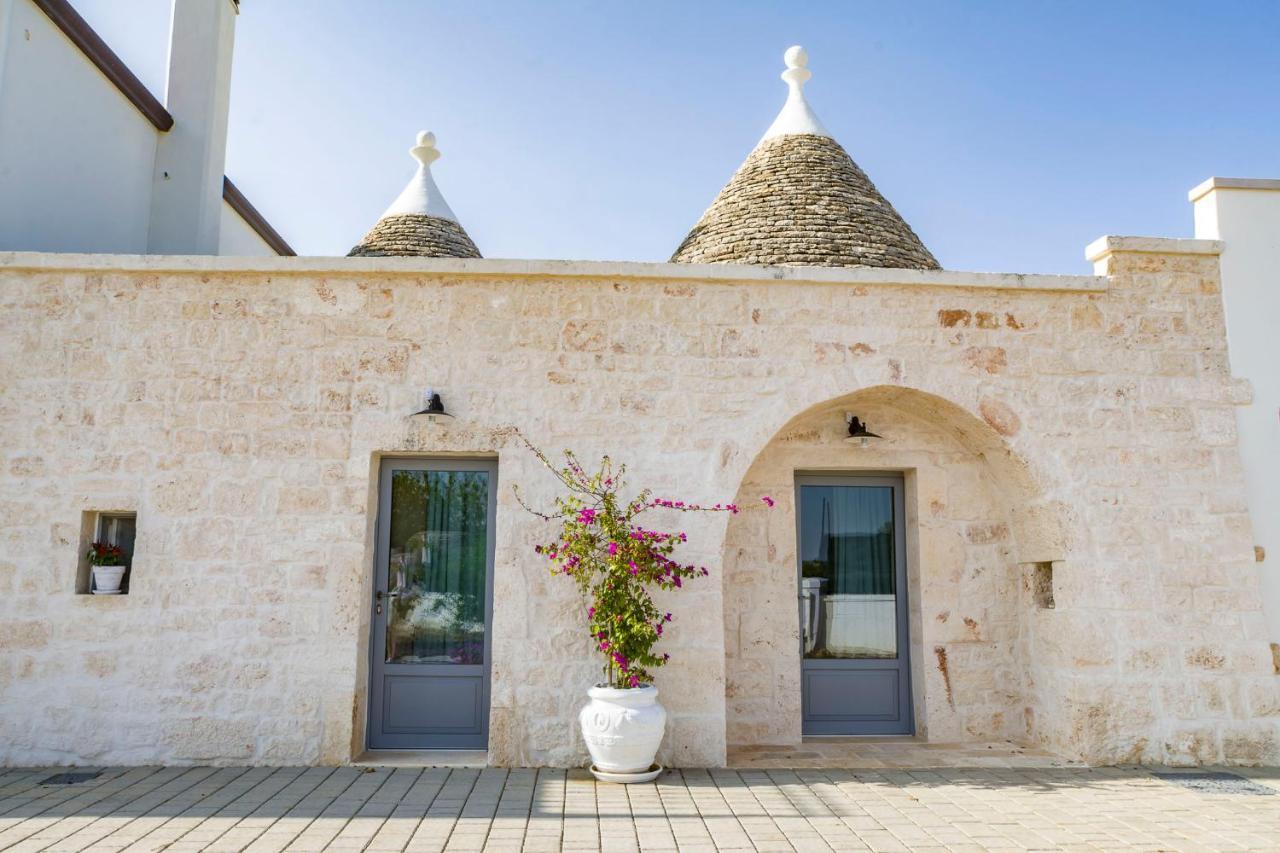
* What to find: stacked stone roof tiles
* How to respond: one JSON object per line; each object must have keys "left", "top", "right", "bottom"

{"left": 671, "top": 47, "right": 939, "bottom": 271}
{"left": 348, "top": 214, "right": 480, "bottom": 258}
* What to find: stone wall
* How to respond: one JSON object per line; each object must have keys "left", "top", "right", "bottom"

{"left": 0, "top": 248, "right": 1275, "bottom": 767}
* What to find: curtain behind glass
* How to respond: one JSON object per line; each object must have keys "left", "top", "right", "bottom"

{"left": 799, "top": 484, "right": 898, "bottom": 660}
{"left": 387, "top": 469, "right": 488, "bottom": 664}
{"left": 799, "top": 485, "right": 894, "bottom": 594}
{"left": 827, "top": 486, "right": 894, "bottom": 595}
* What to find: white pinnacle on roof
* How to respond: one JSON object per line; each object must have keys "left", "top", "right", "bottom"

{"left": 381, "top": 131, "right": 460, "bottom": 222}
{"left": 761, "top": 46, "right": 831, "bottom": 141}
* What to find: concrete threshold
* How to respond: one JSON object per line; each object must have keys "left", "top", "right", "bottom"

{"left": 354, "top": 749, "right": 487, "bottom": 768}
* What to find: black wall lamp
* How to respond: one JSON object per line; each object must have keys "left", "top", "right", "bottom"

{"left": 412, "top": 388, "right": 453, "bottom": 422}
{"left": 844, "top": 413, "right": 881, "bottom": 448}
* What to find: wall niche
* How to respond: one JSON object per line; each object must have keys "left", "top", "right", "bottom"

{"left": 76, "top": 510, "right": 137, "bottom": 595}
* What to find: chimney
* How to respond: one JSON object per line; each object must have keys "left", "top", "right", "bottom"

{"left": 147, "top": 0, "right": 239, "bottom": 254}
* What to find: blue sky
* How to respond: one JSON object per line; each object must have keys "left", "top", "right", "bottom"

{"left": 77, "top": 1, "right": 1280, "bottom": 273}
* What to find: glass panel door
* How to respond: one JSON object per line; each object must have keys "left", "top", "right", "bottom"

{"left": 796, "top": 475, "right": 912, "bottom": 735}
{"left": 369, "top": 459, "right": 496, "bottom": 750}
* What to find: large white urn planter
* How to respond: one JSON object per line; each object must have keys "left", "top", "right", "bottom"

{"left": 579, "top": 684, "right": 666, "bottom": 783}
{"left": 92, "top": 565, "right": 125, "bottom": 594}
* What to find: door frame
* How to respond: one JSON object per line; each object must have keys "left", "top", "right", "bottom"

{"left": 794, "top": 472, "right": 914, "bottom": 736}
{"left": 366, "top": 456, "right": 498, "bottom": 750}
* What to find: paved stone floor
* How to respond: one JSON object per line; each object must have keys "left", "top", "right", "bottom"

{"left": 2, "top": 764, "right": 1279, "bottom": 852}
{"left": 726, "top": 740, "right": 1076, "bottom": 770}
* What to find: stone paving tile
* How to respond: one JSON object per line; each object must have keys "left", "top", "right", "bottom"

{"left": 0, "top": 765, "right": 1278, "bottom": 851}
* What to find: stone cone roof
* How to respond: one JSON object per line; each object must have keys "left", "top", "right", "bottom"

{"left": 348, "top": 131, "right": 481, "bottom": 259}
{"left": 671, "top": 47, "right": 938, "bottom": 270}
{"left": 348, "top": 214, "right": 480, "bottom": 258}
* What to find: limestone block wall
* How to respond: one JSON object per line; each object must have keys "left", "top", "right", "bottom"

{"left": 0, "top": 248, "right": 1275, "bottom": 767}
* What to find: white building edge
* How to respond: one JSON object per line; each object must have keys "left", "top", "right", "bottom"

{"left": 1190, "top": 179, "right": 1280, "bottom": 653}
{"left": 0, "top": 0, "right": 293, "bottom": 256}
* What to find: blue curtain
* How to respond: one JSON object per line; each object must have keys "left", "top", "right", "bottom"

{"left": 800, "top": 485, "right": 894, "bottom": 594}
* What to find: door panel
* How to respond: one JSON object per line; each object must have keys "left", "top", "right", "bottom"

{"left": 368, "top": 458, "right": 496, "bottom": 750}
{"left": 797, "top": 475, "right": 912, "bottom": 735}
{"left": 804, "top": 669, "right": 899, "bottom": 719}
{"left": 383, "top": 676, "right": 483, "bottom": 733}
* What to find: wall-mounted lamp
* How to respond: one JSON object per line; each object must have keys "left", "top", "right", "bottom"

{"left": 844, "top": 413, "right": 881, "bottom": 448}
{"left": 412, "top": 388, "right": 453, "bottom": 422}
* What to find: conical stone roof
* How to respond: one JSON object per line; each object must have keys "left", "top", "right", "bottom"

{"left": 671, "top": 47, "right": 938, "bottom": 270}
{"left": 349, "top": 131, "right": 481, "bottom": 259}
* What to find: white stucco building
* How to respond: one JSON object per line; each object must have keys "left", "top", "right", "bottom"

{"left": 0, "top": 0, "right": 292, "bottom": 256}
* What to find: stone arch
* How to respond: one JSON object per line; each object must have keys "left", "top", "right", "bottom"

{"left": 720, "top": 384, "right": 1068, "bottom": 748}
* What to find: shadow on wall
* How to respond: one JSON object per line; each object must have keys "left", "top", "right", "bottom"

{"left": 719, "top": 385, "right": 1071, "bottom": 752}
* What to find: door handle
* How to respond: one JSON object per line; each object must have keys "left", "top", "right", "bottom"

{"left": 375, "top": 588, "right": 401, "bottom": 615}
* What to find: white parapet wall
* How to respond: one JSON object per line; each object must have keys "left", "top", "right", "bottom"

{"left": 1192, "top": 178, "right": 1280, "bottom": 648}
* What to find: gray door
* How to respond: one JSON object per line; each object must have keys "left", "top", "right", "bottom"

{"left": 796, "top": 475, "right": 913, "bottom": 735}
{"left": 368, "top": 458, "right": 496, "bottom": 749}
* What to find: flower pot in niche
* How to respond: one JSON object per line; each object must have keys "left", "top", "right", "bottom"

{"left": 92, "top": 565, "right": 125, "bottom": 594}
{"left": 579, "top": 683, "right": 666, "bottom": 777}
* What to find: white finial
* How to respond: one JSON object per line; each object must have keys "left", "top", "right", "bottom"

{"left": 762, "top": 45, "right": 830, "bottom": 141}
{"left": 410, "top": 131, "right": 441, "bottom": 167}
{"left": 381, "top": 129, "right": 458, "bottom": 221}
{"left": 783, "top": 45, "right": 809, "bottom": 75}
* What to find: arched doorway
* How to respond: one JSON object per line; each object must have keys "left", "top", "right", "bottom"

{"left": 721, "top": 385, "right": 1064, "bottom": 747}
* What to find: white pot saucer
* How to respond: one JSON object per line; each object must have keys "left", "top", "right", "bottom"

{"left": 588, "top": 763, "right": 663, "bottom": 784}
{"left": 92, "top": 589, "right": 122, "bottom": 595}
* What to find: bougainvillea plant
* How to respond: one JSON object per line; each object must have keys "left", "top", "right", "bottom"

{"left": 515, "top": 434, "right": 770, "bottom": 689}
{"left": 86, "top": 542, "right": 124, "bottom": 566}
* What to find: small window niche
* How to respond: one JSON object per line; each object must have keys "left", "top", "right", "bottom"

{"left": 1030, "top": 561, "right": 1055, "bottom": 610}
{"left": 76, "top": 511, "right": 137, "bottom": 595}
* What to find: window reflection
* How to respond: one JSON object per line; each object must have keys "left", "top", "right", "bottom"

{"left": 386, "top": 470, "right": 488, "bottom": 665}
{"left": 799, "top": 485, "right": 897, "bottom": 660}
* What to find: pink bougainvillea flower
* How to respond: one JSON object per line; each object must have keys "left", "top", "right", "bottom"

{"left": 762, "top": 495, "right": 775, "bottom": 507}
{"left": 516, "top": 434, "right": 735, "bottom": 689}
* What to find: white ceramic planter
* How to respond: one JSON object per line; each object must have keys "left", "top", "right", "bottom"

{"left": 92, "top": 565, "right": 125, "bottom": 594}
{"left": 579, "top": 684, "right": 666, "bottom": 778}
